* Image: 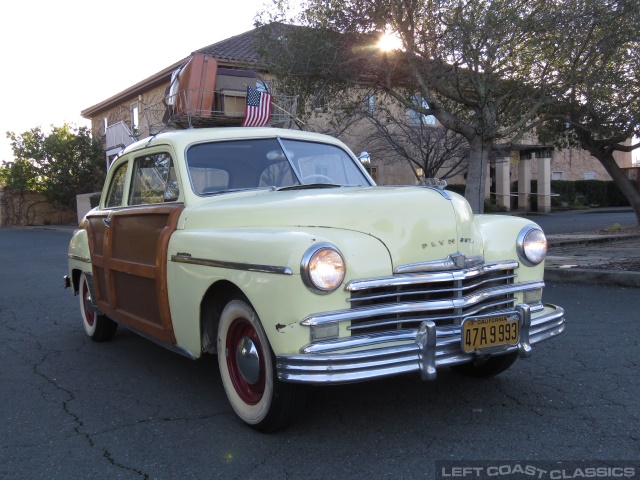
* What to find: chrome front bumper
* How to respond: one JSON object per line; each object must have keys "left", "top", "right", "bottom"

{"left": 276, "top": 304, "right": 565, "bottom": 384}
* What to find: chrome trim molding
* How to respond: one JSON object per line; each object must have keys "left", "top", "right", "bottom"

{"left": 302, "top": 280, "right": 544, "bottom": 326}
{"left": 394, "top": 253, "right": 484, "bottom": 274}
{"left": 68, "top": 253, "right": 91, "bottom": 264}
{"left": 347, "top": 260, "right": 519, "bottom": 292}
{"left": 347, "top": 274, "right": 517, "bottom": 305}
{"left": 171, "top": 253, "right": 293, "bottom": 275}
{"left": 416, "top": 321, "right": 437, "bottom": 380}
{"left": 277, "top": 304, "right": 565, "bottom": 384}
{"left": 517, "top": 303, "right": 533, "bottom": 357}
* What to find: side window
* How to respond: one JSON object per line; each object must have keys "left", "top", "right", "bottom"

{"left": 129, "top": 153, "right": 180, "bottom": 205}
{"left": 105, "top": 163, "right": 128, "bottom": 208}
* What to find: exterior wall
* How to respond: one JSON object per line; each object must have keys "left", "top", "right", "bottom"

{"left": 546, "top": 148, "right": 610, "bottom": 181}
{"left": 0, "top": 190, "right": 77, "bottom": 226}
{"left": 76, "top": 192, "right": 101, "bottom": 224}
{"left": 89, "top": 82, "right": 170, "bottom": 147}
{"left": 139, "top": 83, "right": 174, "bottom": 136}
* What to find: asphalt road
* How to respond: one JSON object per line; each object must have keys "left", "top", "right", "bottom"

{"left": 1, "top": 228, "right": 639, "bottom": 479}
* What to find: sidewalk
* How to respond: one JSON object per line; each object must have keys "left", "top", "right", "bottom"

{"left": 545, "top": 230, "right": 640, "bottom": 288}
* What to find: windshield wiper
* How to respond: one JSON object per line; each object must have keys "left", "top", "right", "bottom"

{"left": 277, "top": 183, "right": 343, "bottom": 191}
{"left": 204, "top": 188, "right": 253, "bottom": 196}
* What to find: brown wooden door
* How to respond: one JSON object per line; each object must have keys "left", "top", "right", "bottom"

{"left": 86, "top": 204, "right": 184, "bottom": 343}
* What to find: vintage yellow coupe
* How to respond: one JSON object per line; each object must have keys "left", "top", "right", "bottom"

{"left": 65, "top": 127, "right": 565, "bottom": 431}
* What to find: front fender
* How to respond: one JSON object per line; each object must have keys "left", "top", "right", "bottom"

{"left": 67, "top": 226, "right": 92, "bottom": 292}
{"left": 166, "top": 227, "right": 392, "bottom": 357}
{"left": 474, "top": 214, "right": 546, "bottom": 283}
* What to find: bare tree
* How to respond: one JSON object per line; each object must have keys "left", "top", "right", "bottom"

{"left": 356, "top": 93, "right": 468, "bottom": 182}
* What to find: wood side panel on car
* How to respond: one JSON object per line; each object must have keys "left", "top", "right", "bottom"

{"left": 86, "top": 204, "right": 184, "bottom": 344}
{"left": 86, "top": 212, "right": 111, "bottom": 304}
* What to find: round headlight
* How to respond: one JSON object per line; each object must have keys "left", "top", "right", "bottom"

{"left": 301, "top": 243, "right": 346, "bottom": 294}
{"left": 517, "top": 225, "right": 548, "bottom": 266}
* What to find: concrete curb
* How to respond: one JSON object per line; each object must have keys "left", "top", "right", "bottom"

{"left": 2, "top": 225, "right": 78, "bottom": 233}
{"left": 547, "top": 233, "right": 640, "bottom": 247}
{"left": 544, "top": 267, "right": 640, "bottom": 288}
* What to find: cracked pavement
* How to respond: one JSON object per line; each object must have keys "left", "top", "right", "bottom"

{"left": 1, "top": 228, "right": 639, "bottom": 479}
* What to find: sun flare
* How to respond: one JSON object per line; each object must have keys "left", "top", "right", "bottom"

{"left": 377, "top": 30, "right": 403, "bottom": 52}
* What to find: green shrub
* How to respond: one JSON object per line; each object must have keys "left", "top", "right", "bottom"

{"left": 90, "top": 193, "right": 101, "bottom": 208}
{"left": 547, "top": 180, "right": 631, "bottom": 208}
{"left": 447, "top": 179, "right": 635, "bottom": 209}
{"left": 446, "top": 183, "right": 467, "bottom": 196}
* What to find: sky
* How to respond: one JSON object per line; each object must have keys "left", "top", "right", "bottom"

{"left": 0, "top": 0, "right": 267, "bottom": 163}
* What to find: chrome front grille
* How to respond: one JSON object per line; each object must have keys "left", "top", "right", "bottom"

{"left": 302, "top": 261, "right": 543, "bottom": 335}
{"left": 285, "top": 260, "right": 564, "bottom": 384}
{"left": 346, "top": 261, "right": 518, "bottom": 334}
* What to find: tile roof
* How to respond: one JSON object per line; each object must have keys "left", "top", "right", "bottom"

{"left": 194, "top": 23, "right": 294, "bottom": 67}
{"left": 194, "top": 26, "right": 264, "bottom": 66}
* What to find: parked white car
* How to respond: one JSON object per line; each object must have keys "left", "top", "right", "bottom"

{"left": 65, "top": 127, "right": 565, "bottom": 431}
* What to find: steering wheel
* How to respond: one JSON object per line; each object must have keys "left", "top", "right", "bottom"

{"left": 302, "top": 174, "right": 335, "bottom": 184}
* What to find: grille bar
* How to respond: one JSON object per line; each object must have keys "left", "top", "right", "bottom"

{"left": 345, "top": 261, "right": 519, "bottom": 292}
{"left": 301, "top": 280, "right": 543, "bottom": 326}
{"left": 347, "top": 296, "right": 517, "bottom": 331}
{"left": 347, "top": 272, "right": 517, "bottom": 304}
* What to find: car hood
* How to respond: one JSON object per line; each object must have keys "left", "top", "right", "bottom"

{"left": 183, "top": 186, "right": 483, "bottom": 268}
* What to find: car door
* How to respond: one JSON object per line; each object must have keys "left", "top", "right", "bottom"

{"left": 86, "top": 150, "right": 184, "bottom": 344}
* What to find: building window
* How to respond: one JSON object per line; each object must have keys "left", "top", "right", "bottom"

{"left": 131, "top": 103, "right": 139, "bottom": 130}
{"left": 365, "top": 166, "right": 378, "bottom": 183}
{"left": 313, "top": 90, "right": 327, "bottom": 112}
{"left": 408, "top": 95, "right": 436, "bottom": 126}
{"left": 256, "top": 80, "right": 270, "bottom": 93}
{"left": 103, "top": 117, "right": 108, "bottom": 134}
{"left": 584, "top": 171, "right": 596, "bottom": 180}
{"left": 552, "top": 171, "right": 564, "bottom": 180}
{"left": 364, "top": 94, "right": 375, "bottom": 113}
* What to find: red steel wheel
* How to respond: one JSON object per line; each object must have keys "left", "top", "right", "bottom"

{"left": 217, "top": 299, "right": 302, "bottom": 432}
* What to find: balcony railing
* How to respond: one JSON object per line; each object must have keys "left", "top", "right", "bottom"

{"left": 145, "top": 89, "right": 298, "bottom": 134}
{"left": 105, "top": 121, "right": 137, "bottom": 151}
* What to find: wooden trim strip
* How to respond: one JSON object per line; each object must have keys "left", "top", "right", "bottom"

{"left": 155, "top": 205, "right": 185, "bottom": 344}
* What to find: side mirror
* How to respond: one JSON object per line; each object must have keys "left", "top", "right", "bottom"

{"left": 358, "top": 151, "right": 371, "bottom": 165}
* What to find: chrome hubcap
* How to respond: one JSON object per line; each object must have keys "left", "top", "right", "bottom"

{"left": 236, "top": 336, "right": 260, "bottom": 385}
{"left": 84, "top": 288, "right": 95, "bottom": 317}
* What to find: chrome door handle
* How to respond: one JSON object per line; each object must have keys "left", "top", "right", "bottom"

{"left": 103, "top": 218, "right": 111, "bottom": 228}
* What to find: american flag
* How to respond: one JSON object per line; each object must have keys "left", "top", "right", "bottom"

{"left": 241, "top": 86, "right": 272, "bottom": 127}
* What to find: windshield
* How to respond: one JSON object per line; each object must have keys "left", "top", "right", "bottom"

{"left": 186, "top": 137, "right": 371, "bottom": 195}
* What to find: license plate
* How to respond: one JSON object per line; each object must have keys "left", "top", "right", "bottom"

{"left": 462, "top": 313, "right": 520, "bottom": 353}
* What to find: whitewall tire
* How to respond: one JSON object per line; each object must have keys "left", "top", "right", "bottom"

{"left": 79, "top": 273, "right": 117, "bottom": 342}
{"left": 217, "top": 299, "right": 301, "bottom": 432}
